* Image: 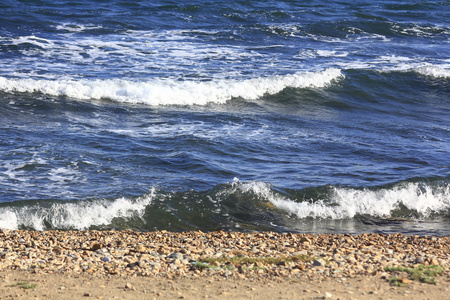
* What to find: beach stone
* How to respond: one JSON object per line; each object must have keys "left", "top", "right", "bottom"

{"left": 312, "top": 259, "right": 326, "bottom": 267}
{"left": 90, "top": 243, "right": 102, "bottom": 251}
{"left": 135, "top": 245, "right": 146, "bottom": 253}
{"left": 223, "top": 270, "right": 233, "bottom": 277}
{"left": 169, "top": 253, "right": 184, "bottom": 260}
{"left": 67, "top": 253, "right": 78, "bottom": 259}
{"left": 137, "top": 260, "right": 147, "bottom": 268}
{"left": 149, "top": 262, "right": 161, "bottom": 271}
{"left": 399, "top": 278, "right": 412, "bottom": 284}
{"left": 415, "top": 257, "right": 425, "bottom": 264}
{"left": 300, "top": 237, "right": 312, "bottom": 245}
{"left": 139, "top": 254, "right": 152, "bottom": 261}
{"left": 210, "top": 261, "right": 220, "bottom": 267}
{"left": 125, "top": 282, "right": 135, "bottom": 290}
{"left": 123, "top": 257, "right": 136, "bottom": 264}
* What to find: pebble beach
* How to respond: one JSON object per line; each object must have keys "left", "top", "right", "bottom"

{"left": 1, "top": 230, "right": 449, "bottom": 299}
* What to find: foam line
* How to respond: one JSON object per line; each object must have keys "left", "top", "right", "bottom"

{"left": 0, "top": 68, "right": 343, "bottom": 105}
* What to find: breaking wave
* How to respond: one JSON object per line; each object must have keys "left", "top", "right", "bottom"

{"left": 0, "top": 189, "right": 155, "bottom": 231}
{"left": 236, "top": 179, "right": 450, "bottom": 219}
{"left": 0, "top": 68, "right": 342, "bottom": 105}
{"left": 412, "top": 65, "right": 450, "bottom": 79}
{"left": 0, "top": 178, "right": 448, "bottom": 232}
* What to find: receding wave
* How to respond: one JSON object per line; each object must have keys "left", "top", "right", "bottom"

{"left": 0, "top": 68, "right": 342, "bottom": 105}
{"left": 0, "top": 178, "right": 448, "bottom": 232}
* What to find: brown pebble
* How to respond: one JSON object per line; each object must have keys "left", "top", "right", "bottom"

{"left": 399, "top": 278, "right": 413, "bottom": 284}
{"left": 90, "top": 243, "right": 102, "bottom": 251}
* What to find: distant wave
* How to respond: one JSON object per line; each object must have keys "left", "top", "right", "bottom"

{"left": 0, "top": 68, "right": 343, "bottom": 105}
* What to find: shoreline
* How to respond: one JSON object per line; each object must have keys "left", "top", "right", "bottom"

{"left": 1, "top": 229, "right": 449, "bottom": 299}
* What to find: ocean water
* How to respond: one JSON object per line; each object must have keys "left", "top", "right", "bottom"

{"left": 0, "top": 0, "right": 449, "bottom": 235}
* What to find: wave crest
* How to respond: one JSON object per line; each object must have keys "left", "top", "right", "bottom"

{"left": 0, "top": 189, "right": 155, "bottom": 231}
{"left": 0, "top": 68, "right": 343, "bottom": 105}
{"left": 232, "top": 179, "right": 450, "bottom": 219}
{"left": 413, "top": 65, "right": 450, "bottom": 79}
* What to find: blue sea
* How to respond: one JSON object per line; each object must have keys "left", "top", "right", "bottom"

{"left": 0, "top": 0, "right": 449, "bottom": 235}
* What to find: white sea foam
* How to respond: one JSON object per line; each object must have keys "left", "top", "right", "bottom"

{"left": 55, "top": 23, "right": 103, "bottom": 32}
{"left": 330, "top": 58, "right": 450, "bottom": 79}
{"left": 0, "top": 155, "right": 87, "bottom": 199}
{"left": 232, "top": 179, "right": 450, "bottom": 219}
{"left": 392, "top": 23, "right": 450, "bottom": 37}
{"left": 0, "top": 68, "right": 343, "bottom": 105}
{"left": 0, "top": 30, "right": 264, "bottom": 80}
{"left": 296, "top": 49, "right": 349, "bottom": 59}
{"left": 2, "top": 25, "right": 448, "bottom": 83}
{"left": 0, "top": 211, "right": 18, "bottom": 230}
{"left": 413, "top": 65, "right": 450, "bottom": 79}
{"left": 0, "top": 189, "right": 155, "bottom": 230}
{"left": 374, "top": 59, "right": 450, "bottom": 79}
{"left": 48, "top": 167, "right": 81, "bottom": 184}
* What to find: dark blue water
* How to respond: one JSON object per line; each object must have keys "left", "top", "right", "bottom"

{"left": 0, "top": 0, "right": 449, "bottom": 235}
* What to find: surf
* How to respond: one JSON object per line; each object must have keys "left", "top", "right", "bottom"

{"left": 0, "top": 178, "right": 448, "bottom": 234}
{"left": 0, "top": 68, "right": 343, "bottom": 105}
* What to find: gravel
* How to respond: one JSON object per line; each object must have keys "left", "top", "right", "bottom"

{"left": 1, "top": 229, "right": 448, "bottom": 282}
